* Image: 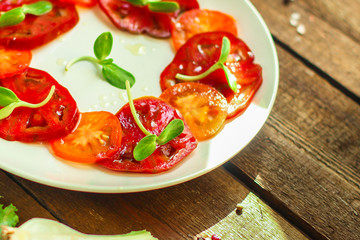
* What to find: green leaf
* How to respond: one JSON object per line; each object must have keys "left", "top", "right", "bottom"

{"left": 0, "top": 87, "right": 19, "bottom": 107}
{"left": 0, "top": 204, "right": 19, "bottom": 233}
{"left": 133, "top": 134, "right": 157, "bottom": 161}
{"left": 94, "top": 32, "right": 113, "bottom": 60}
{"left": 102, "top": 63, "right": 135, "bottom": 90}
{"left": 0, "top": 8, "right": 25, "bottom": 28}
{"left": 125, "top": 0, "right": 146, "bottom": 6}
{"left": 148, "top": 1, "right": 179, "bottom": 12}
{"left": 157, "top": 119, "right": 184, "bottom": 145}
{"left": 22, "top": 1, "right": 53, "bottom": 16}
{"left": 222, "top": 64, "right": 238, "bottom": 92}
{"left": 219, "top": 36, "right": 231, "bottom": 64}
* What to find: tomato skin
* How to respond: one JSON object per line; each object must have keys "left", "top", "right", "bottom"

{"left": 97, "top": 96, "right": 197, "bottom": 173}
{"left": 160, "top": 82, "right": 228, "bottom": 141}
{"left": 0, "top": 1, "right": 79, "bottom": 50}
{"left": 0, "top": 68, "right": 79, "bottom": 142}
{"left": 160, "top": 31, "right": 262, "bottom": 119}
{"left": 0, "top": 47, "right": 32, "bottom": 79}
{"left": 171, "top": 9, "right": 238, "bottom": 50}
{"left": 0, "top": 0, "right": 35, "bottom": 11}
{"left": 58, "top": 0, "right": 97, "bottom": 7}
{"left": 98, "top": 0, "right": 199, "bottom": 38}
{"left": 51, "top": 111, "right": 122, "bottom": 163}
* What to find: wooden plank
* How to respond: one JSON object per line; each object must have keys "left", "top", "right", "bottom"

{"left": 230, "top": 45, "right": 360, "bottom": 239}
{"left": 0, "top": 171, "right": 54, "bottom": 224}
{"left": 198, "top": 192, "right": 309, "bottom": 240}
{"left": 11, "top": 167, "right": 309, "bottom": 239}
{"left": 250, "top": 0, "right": 360, "bottom": 97}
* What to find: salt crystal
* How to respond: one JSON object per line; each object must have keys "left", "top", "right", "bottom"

{"left": 297, "top": 24, "right": 306, "bottom": 35}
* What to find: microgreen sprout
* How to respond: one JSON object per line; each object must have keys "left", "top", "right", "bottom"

{"left": 0, "top": 86, "right": 55, "bottom": 120}
{"left": 0, "top": 1, "right": 53, "bottom": 28}
{"left": 175, "top": 37, "right": 238, "bottom": 92}
{"left": 65, "top": 32, "right": 135, "bottom": 90}
{"left": 126, "top": 0, "right": 180, "bottom": 13}
{"left": 125, "top": 80, "right": 184, "bottom": 161}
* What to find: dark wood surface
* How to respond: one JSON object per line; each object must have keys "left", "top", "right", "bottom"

{"left": 1, "top": 0, "right": 359, "bottom": 239}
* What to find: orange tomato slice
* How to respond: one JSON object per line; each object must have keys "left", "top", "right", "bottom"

{"left": 0, "top": 47, "right": 31, "bottom": 79}
{"left": 160, "top": 82, "right": 228, "bottom": 141}
{"left": 171, "top": 9, "right": 238, "bottom": 50}
{"left": 50, "top": 111, "right": 122, "bottom": 163}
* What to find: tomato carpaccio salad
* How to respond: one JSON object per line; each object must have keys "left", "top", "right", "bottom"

{"left": 0, "top": 1, "right": 264, "bottom": 174}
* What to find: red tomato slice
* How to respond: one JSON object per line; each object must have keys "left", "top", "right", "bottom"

{"left": 0, "top": 68, "right": 79, "bottom": 142}
{"left": 98, "top": 0, "right": 199, "bottom": 38}
{"left": 171, "top": 9, "right": 238, "bottom": 50}
{"left": 58, "top": 0, "right": 97, "bottom": 7}
{"left": 160, "top": 31, "right": 262, "bottom": 119}
{"left": 160, "top": 82, "right": 228, "bottom": 141}
{"left": 0, "top": 1, "right": 79, "bottom": 50}
{"left": 97, "top": 96, "right": 197, "bottom": 173}
{"left": 0, "top": 47, "right": 32, "bottom": 79}
{"left": 51, "top": 111, "right": 122, "bottom": 163}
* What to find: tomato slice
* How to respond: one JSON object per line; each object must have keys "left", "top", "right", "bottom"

{"left": 51, "top": 111, "right": 122, "bottom": 163}
{"left": 0, "top": 68, "right": 79, "bottom": 142}
{"left": 0, "top": 1, "right": 79, "bottom": 50}
{"left": 0, "top": 47, "right": 32, "bottom": 79}
{"left": 171, "top": 9, "right": 238, "bottom": 50}
{"left": 160, "top": 82, "right": 228, "bottom": 141}
{"left": 98, "top": 0, "right": 199, "bottom": 38}
{"left": 160, "top": 31, "right": 262, "bottom": 119}
{"left": 58, "top": 0, "right": 97, "bottom": 7}
{"left": 97, "top": 96, "right": 197, "bottom": 173}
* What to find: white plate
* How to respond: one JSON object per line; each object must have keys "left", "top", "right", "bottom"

{"left": 0, "top": 0, "right": 278, "bottom": 193}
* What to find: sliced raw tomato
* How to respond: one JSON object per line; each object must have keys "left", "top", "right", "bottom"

{"left": 160, "top": 31, "right": 262, "bottom": 119}
{"left": 160, "top": 82, "right": 228, "bottom": 141}
{"left": 58, "top": 0, "right": 97, "bottom": 7}
{"left": 98, "top": 0, "right": 199, "bottom": 38}
{"left": 0, "top": 68, "right": 79, "bottom": 142}
{"left": 97, "top": 96, "right": 197, "bottom": 173}
{"left": 0, "top": 1, "right": 79, "bottom": 50}
{"left": 0, "top": 47, "right": 32, "bottom": 79}
{"left": 51, "top": 111, "right": 122, "bottom": 163}
{"left": 171, "top": 9, "right": 238, "bottom": 50}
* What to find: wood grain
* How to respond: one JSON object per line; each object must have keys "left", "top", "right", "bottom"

{"left": 10, "top": 167, "right": 309, "bottom": 239}
{"left": 0, "top": 171, "right": 55, "bottom": 224}
{"left": 198, "top": 192, "right": 309, "bottom": 240}
{"left": 230, "top": 45, "right": 360, "bottom": 239}
{"left": 251, "top": 0, "right": 360, "bottom": 97}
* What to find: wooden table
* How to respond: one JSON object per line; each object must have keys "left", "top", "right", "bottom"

{"left": 1, "top": 0, "right": 359, "bottom": 239}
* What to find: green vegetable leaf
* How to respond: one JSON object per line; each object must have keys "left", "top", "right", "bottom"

{"left": 102, "top": 63, "right": 135, "bottom": 90}
{"left": 175, "top": 36, "right": 238, "bottom": 92}
{"left": 148, "top": 1, "right": 179, "bottom": 12}
{"left": 0, "top": 204, "right": 19, "bottom": 233}
{"left": 0, "top": 1, "right": 52, "bottom": 28}
{"left": 22, "top": 1, "right": 52, "bottom": 16}
{"left": 157, "top": 119, "right": 184, "bottom": 145}
{"left": 94, "top": 32, "right": 113, "bottom": 60}
{"left": 0, "top": 8, "right": 25, "bottom": 28}
{"left": 66, "top": 32, "right": 135, "bottom": 90}
{"left": 133, "top": 134, "right": 157, "bottom": 161}
{"left": 125, "top": 0, "right": 146, "bottom": 6}
{"left": 0, "top": 87, "right": 19, "bottom": 107}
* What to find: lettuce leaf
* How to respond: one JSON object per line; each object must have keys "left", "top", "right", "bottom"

{"left": 0, "top": 203, "right": 19, "bottom": 235}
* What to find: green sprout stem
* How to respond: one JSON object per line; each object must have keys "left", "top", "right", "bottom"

{"left": 65, "top": 56, "right": 100, "bottom": 71}
{"left": 0, "top": 85, "right": 55, "bottom": 120}
{"left": 125, "top": 80, "right": 151, "bottom": 137}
